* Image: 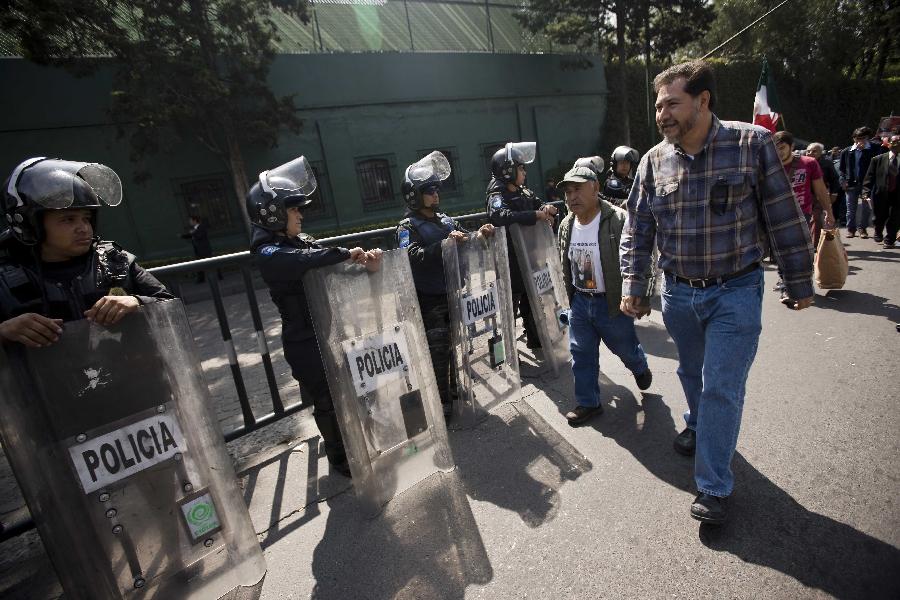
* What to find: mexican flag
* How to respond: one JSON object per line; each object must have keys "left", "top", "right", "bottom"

{"left": 752, "top": 59, "right": 780, "bottom": 132}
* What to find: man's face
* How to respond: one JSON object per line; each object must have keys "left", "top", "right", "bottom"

{"left": 285, "top": 206, "right": 303, "bottom": 237}
{"left": 615, "top": 160, "right": 632, "bottom": 178}
{"left": 854, "top": 136, "right": 867, "bottom": 149}
{"left": 41, "top": 208, "right": 94, "bottom": 260}
{"left": 807, "top": 147, "right": 822, "bottom": 159}
{"left": 514, "top": 164, "right": 527, "bottom": 187}
{"left": 421, "top": 188, "right": 440, "bottom": 209}
{"left": 563, "top": 180, "right": 599, "bottom": 217}
{"left": 889, "top": 135, "right": 900, "bottom": 152}
{"left": 775, "top": 141, "right": 794, "bottom": 165}
{"left": 655, "top": 77, "right": 706, "bottom": 144}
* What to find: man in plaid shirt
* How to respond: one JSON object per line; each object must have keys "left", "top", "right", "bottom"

{"left": 619, "top": 60, "right": 814, "bottom": 525}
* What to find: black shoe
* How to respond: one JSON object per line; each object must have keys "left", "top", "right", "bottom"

{"left": 690, "top": 493, "right": 728, "bottom": 525}
{"left": 565, "top": 404, "right": 603, "bottom": 427}
{"left": 874, "top": 235, "right": 884, "bottom": 243}
{"left": 772, "top": 279, "right": 785, "bottom": 292}
{"left": 673, "top": 427, "right": 696, "bottom": 456}
{"left": 884, "top": 240, "right": 896, "bottom": 249}
{"left": 634, "top": 368, "right": 652, "bottom": 391}
{"left": 330, "top": 459, "right": 352, "bottom": 478}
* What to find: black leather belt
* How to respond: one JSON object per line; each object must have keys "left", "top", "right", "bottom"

{"left": 576, "top": 290, "right": 605, "bottom": 297}
{"left": 670, "top": 262, "right": 760, "bottom": 289}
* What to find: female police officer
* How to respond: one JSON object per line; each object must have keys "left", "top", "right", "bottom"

{"left": 248, "top": 156, "right": 381, "bottom": 477}
{"left": 0, "top": 157, "right": 173, "bottom": 347}
{"left": 396, "top": 151, "right": 493, "bottom": 419}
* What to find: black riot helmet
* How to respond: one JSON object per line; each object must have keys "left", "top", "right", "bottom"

{"left": 573, "top": 156, "right": 605, "bottom": 179}
{"left": 246, "top": 156, "right": 317, "bottom": 231}
{"left": 490, "top": 141, "right": 537, "bottom": 183}
{"left": 2, "top": 157, "right": 123, "bottom": 245}
{"left": 610, "top": 146, "right": 639, "bottom": 175}
{"left": 401, "top": 151, "right": 452, "bottom": 210}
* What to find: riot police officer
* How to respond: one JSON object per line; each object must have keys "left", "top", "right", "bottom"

{"left": 0, "top": 157, "right": 173, "bottom": 347}
{"left": 248, "top": 156, "right": 381, "bottom": 478}
{"left": 603, "top": 145, "right": 639, "bottom": 205}
{"left": 396, "top": 151, "right": 494, "bottom": 419}
{"left": 485, "top": 142, "right": 556, "bottom": 348}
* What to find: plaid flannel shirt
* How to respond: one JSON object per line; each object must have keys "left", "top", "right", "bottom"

{"left": 619, "top": 117, "right": 814, "bottom": 300}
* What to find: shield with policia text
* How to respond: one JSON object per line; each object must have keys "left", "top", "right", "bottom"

{"left": 509, "top": 222, "right": 572, "bottom": 376}
{"left": 303, "top": 249, "right": 454, "bottom": 516}
{"left": 442, "top": 226, "right": 521, "bottom": 428}
{"left": 0, "top": 300, "right": 265, "bottom": 600}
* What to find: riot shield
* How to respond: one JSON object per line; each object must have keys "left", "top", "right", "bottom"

{"left": 442, "top": 227, "right": 521, "bottom": 428}
{"left": 509, "top": 222, "right": 571, "bottom": 376}
{"left": 0, "top": 300, "right": 265, "bottom": 600}
{"left": 303, "top": 249, "right": 454, "bottom": 516}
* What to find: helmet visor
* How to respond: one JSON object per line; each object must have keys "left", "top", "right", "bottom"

{"left": 406, "top": 151, "right": 451, "bottom": 184}
{"left": 261, "top": 156, "right": 317, "bottom": 197}
{"left": 506, "top": 142, "right": 536, "bottom": 165}
{"left": 12, "top": 159, "right": 123, "bottom": 209}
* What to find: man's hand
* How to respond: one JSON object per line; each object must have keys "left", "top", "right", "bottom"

{"left": 823, "top": 212, "right": 835, "bottom": 229}
{"left": 348, "top": 247, "right": 368, "bottom": 264}
{"left": 448, "top": 230, "right": 468, "bottom": 242}
{"left": 364, "top": 248, "right": 383, "bottom": 272}
{"left": 536, "top": 210, "right": 555, "bottom": 224}
{"left": 0, "top": 313, "right": 64, "bottom": 347}
{"left": 84, "top": 295, "right": 140, "bottom": 326}
{"left": 620, "top": 295, "right": 650, "bottom": 319}
{"left": 540, "top": 204, "right": 558, "bottom": 217}
{"left": 478, "top": 224, "right": 495, "bottom": 237}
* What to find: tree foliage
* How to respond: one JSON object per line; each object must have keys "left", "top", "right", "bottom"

{"left": 0, "top": 0, "right": 310, "bottom": 231}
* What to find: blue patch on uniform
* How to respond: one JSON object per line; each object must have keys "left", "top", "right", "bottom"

{"left": 491, "top": 197, "right": 503, "bottom": 210}
{"left": 398, "top": 228, "right": 411, "bottom": 248}
{"left": 260, "top": 245, "right": 278, "bottom": 256}
{"left": 608, "top": 179, "right": 622, "bottom": 189}
{"left": 441, "top": 216, "right": 455, "bottom": 228}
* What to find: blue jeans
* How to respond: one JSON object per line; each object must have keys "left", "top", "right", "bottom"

{"left": 569, "top": 292, "right": 648, "bottom": 408}
{"left": 846, "top": 188, "right": 871, "bottom": 233}
{"left": 661, "top": 267, "right": 763, "bottom": 497}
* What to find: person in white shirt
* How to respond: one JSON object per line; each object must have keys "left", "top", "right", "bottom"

{"left": 556, "top": 166, "right": 652, "bottom": 427}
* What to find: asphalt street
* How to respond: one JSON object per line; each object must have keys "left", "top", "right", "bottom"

{"left": 1, "top": 233, "right": 897, "bottom": 599}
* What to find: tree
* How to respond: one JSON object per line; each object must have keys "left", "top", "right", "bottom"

{"left": 516, "top": 0, "right": 714, "bottom": 145}
{"left": 0, "top": 0, "right": 309, "bottom": 233}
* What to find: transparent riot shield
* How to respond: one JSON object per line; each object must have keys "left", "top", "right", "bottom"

{"left": 509, "top": 222, "right": 571, "bottom": 376}
{"left": 442, "top": 227, "right": 521, "bottom": 428}
{"left": 303, "top": 249, "right": 454, "bottom": 516}
{"left": 0, "top": 301, "right": 265, "bottom": 600}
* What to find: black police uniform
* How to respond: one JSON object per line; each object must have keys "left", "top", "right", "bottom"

{"left": 602, "top": 173, "right": 633, "bottom": 205}
{"left": 250, "top": 226, "right": 351, "bottom": 467}
{"left": 485, "top": 178, "right": 541, "bottom": 346}
{"left": 0, "top": 240, "right": 173, "bottom": 321}
{"left": 396, "top": 209, "right": 465, "bottom": 410}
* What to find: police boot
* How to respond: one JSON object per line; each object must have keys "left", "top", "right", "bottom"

{"left": 313, "top": 410, "right": 351, "bottom": 478}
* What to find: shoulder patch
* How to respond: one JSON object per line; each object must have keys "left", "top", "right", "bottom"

{"left": 490, "top": 195, "right": 504, "bottom": 210}
{"left": 398, "top": 228, "right": 411, "bottom": 249}
{"left": 259, "top": 245, "right": 279, "bottom": 256}
{"left": 441, "top": 215, "right": 455, "bottom": 228}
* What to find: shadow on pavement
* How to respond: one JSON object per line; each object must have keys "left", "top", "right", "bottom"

{"left": 700, "top": 452, "right": 900, "bottom": 600}
{"left": 814, "top": 289, "right": 900, "bottom": 323}
{"left": 846, "top": 248, "right": 900, "bottom": 262}
{"left": 634, "top": 320, "right": 679, "bottom": 360}
{"left": 309, "top": 470, "right": 492, "bottom": 600}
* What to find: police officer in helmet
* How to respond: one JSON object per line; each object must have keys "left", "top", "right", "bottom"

{"left": 248, "top": 156, "right": 382, "bottom": 478}
{"left": 486, "top": 141, "right": 557, "bottom": 348}
{"left": 397, "top": 151, "right": 494, "bottom": 419}
{"left": 603, "top": 145, "right": 639, "bottom": 205}
{"left": 0, "top": 157, "right": 173, "bottom": 347}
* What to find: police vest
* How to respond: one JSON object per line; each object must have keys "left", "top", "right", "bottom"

{"left": 603, "top": 174, "right": 632, "bottom": 202}
{"left": 0, "top": 241, "right": 134, "bottom": 322}
{"left": 399, "top": 212, "right": 456, "bottom": 296}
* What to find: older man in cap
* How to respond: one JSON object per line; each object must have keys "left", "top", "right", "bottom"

{"left": 557, "top": 165, "right": 652, "bottom": 427}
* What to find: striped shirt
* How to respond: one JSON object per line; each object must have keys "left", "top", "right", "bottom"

{"left": 619, "top": 117, "right": 814, "bottom": 300}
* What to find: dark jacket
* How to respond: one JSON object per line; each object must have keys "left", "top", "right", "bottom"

{"left": 250, "top": 226, "right": 350, "bottom": 342}
{"left": 602, "top": 173, "right": 633, "bottom": 205}
{"left": 817, "top": 156, "right": 840, "bottom": 194}
{"left": 396, "top": 209, "right": 465, "bottom": 296}
{"left": 0, "top": 240, "right": 173, "bottom": 322}
{"left": 182, "top": 221, "right": 212, "bottom": 258}
{"left": 862, "top": 151, "right": 899, "bottom": 201}
{"left": 485, "top": 178, "right": 544, "bottom": 290}
{"left": 557, "top": 196, "right": 629, "bottom": 317}
{"left": 840, "top": 142, "right": 887, "bottom": 190}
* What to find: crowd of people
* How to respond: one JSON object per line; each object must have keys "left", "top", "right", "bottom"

{"left": 0, "top": 59, "right": 889, "bottom": 530}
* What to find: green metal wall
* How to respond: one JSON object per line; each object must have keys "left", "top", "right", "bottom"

{"left": 0, "top": 53, "right": 607, "bottom": 262}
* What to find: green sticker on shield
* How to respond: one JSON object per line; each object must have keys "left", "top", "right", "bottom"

{"left": 178, "top": 489, "right": 222, "bottom": 542}
{"left": 488, "top": 335, "right": 505, "bottom": 369}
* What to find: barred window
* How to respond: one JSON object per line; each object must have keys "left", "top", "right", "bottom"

{"left": 177, "top": 176, "right": 237, "bottom": 233}
{"left": 356, "top": 157, "right": 397, "bottom": 212}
